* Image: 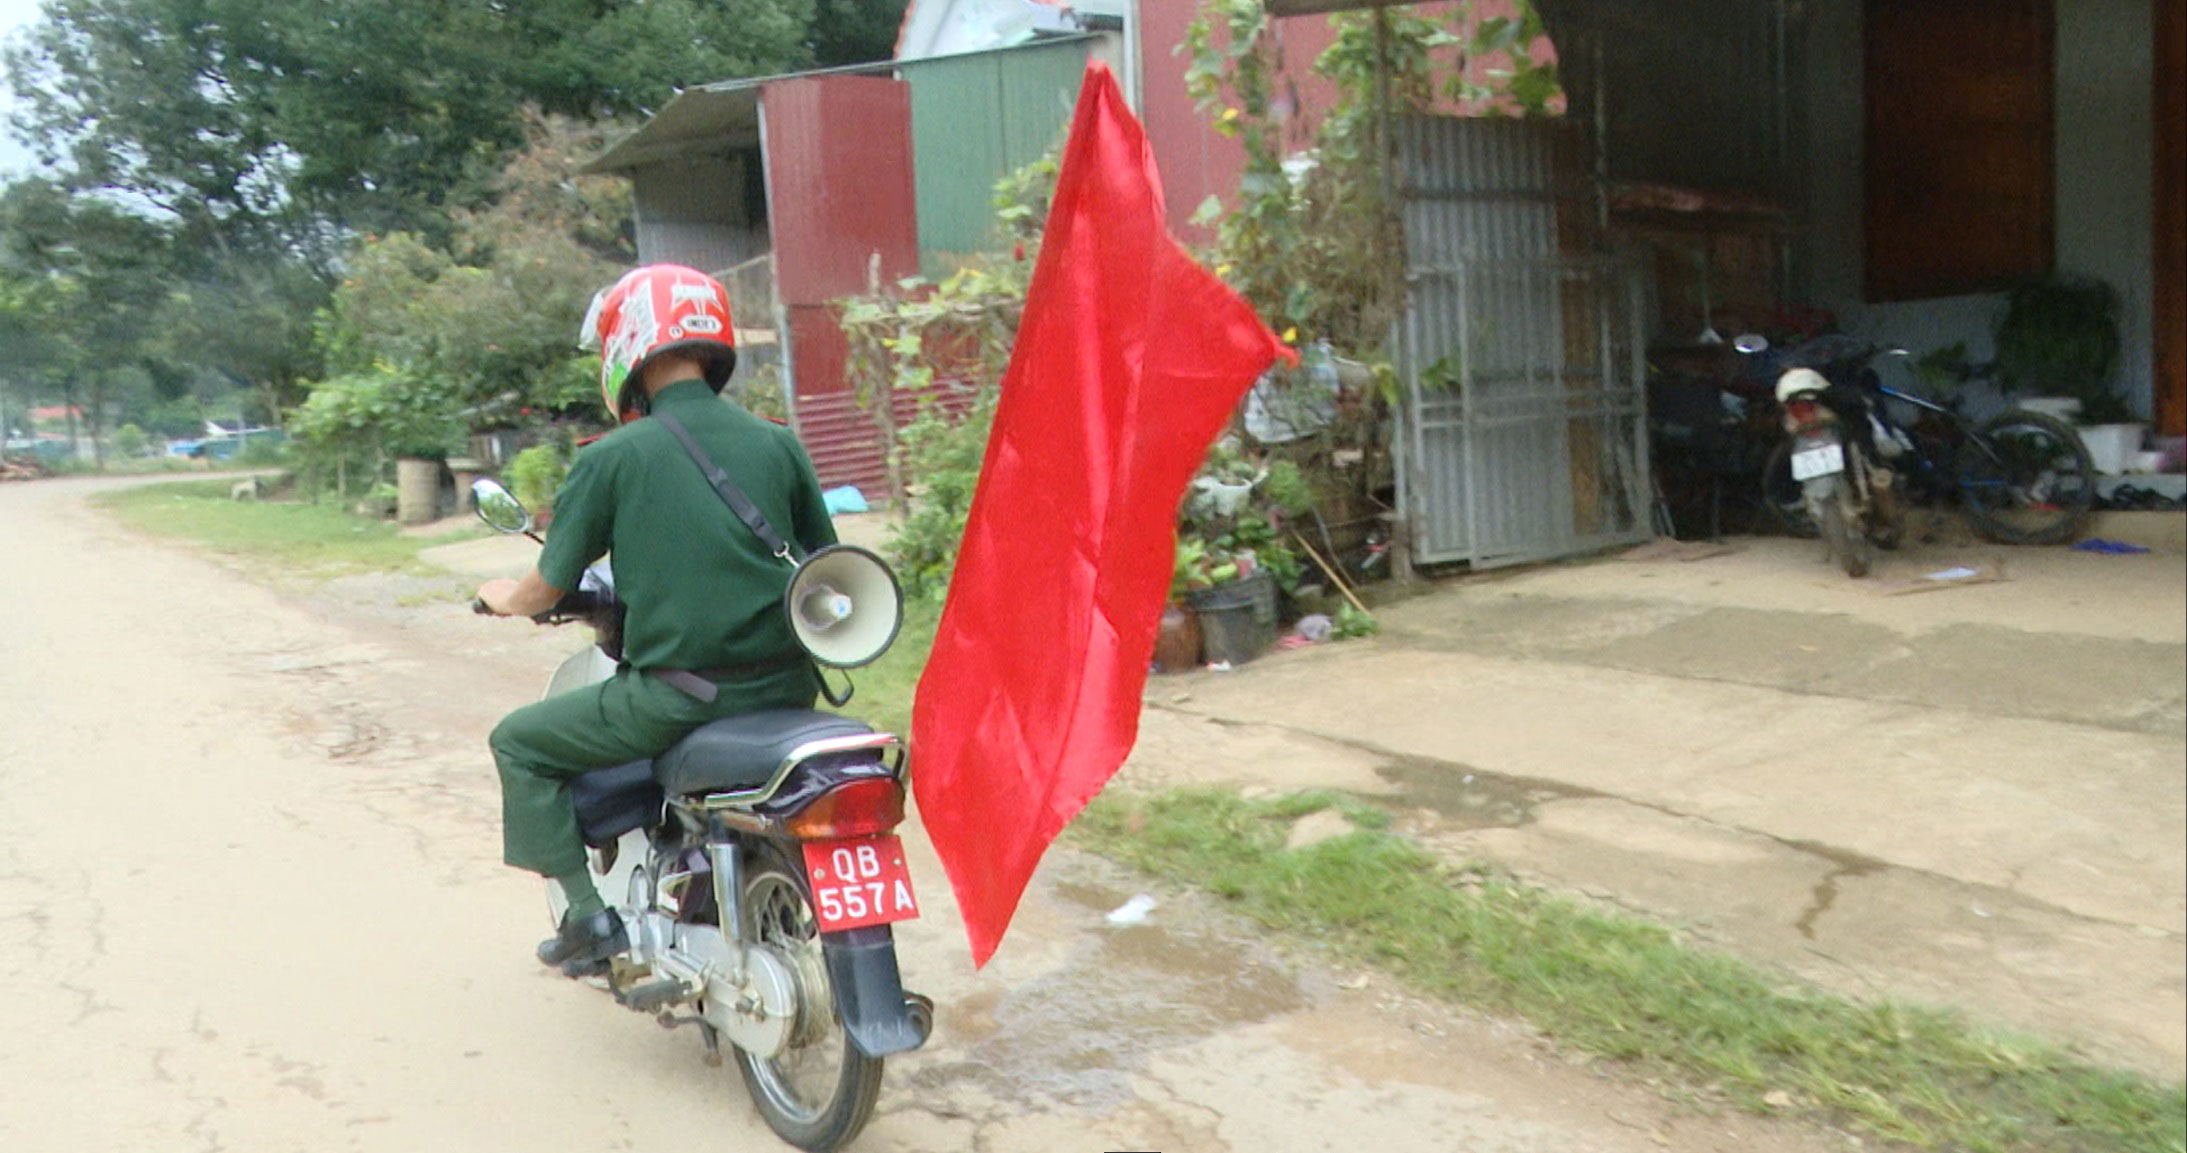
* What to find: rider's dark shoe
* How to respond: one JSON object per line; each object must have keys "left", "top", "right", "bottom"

{"left": 537, "top": 909, "right": 627, "bottom": 974}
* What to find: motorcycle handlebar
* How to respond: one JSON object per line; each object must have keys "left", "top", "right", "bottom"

{"left": 472, "top": 589, "right": 605, "bottom": 623}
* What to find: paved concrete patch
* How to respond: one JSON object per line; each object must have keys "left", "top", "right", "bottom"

{"left": 1155, "top": 536, "right": 2187, "bottom": 1077}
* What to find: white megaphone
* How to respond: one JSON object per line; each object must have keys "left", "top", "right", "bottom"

{"left": 784, "top": 544, "right": 904, "bottom": 668}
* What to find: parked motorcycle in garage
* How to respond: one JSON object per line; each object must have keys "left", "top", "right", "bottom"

{"left": 1738, "top": 334, "right": 2097, "bottom": 575}
{"left": 469, "top": 479, "right": 931, "bottom": 1152}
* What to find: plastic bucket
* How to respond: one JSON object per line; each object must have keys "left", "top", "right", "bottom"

{"left": 1187, "top": 571, "right": 1276, "bottom": 665}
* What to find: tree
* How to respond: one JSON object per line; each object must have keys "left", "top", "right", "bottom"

{"left": 5, "top": 0, "right": 817, "bottom": 248}
{"left": 307, "top": 114, "right": 634, "bottom": 470}
{"left": 0, "top": 179, "right": 178, "bottom": 466}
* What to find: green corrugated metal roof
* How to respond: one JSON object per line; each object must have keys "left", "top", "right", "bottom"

{"left": 903, "top": 38, "right": 1093, "bottom": 276}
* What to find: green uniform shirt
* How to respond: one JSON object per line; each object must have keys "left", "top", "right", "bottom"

{"left": 537, "top": 381, "right": 838, "bottom": 672}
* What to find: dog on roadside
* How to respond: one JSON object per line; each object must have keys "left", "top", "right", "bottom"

{"left": 230, "top": 477, "right": 263, "bottom": 501}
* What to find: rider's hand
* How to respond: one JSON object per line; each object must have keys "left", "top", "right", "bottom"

{"left": 475, "top": 578, "right": 522, "bottom": 616}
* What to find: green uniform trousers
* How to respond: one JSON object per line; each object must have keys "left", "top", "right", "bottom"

{"left": 490, "top": 663, "right": 817, "bottom": 878}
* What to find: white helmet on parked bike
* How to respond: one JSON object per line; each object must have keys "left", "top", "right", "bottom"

{"left": 1774, "top": 367, "right": 1830, "bottom": 406}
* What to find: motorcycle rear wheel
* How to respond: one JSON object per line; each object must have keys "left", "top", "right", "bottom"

{"left": 732, "top": 845, "right": 883, "bottom": 1153}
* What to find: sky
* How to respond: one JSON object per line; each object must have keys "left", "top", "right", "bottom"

{"left": 0, "top": 0, "right": 46, "bottom": 178}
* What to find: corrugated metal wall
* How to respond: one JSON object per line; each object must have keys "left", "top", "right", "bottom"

{"left": 760, "top": 75, "right": 922, "bottom": 493}
{"left": 901, "top": 38, "right": 1092, "bottom": 275}
{"left": 761, "top": 76, "right": 921, "bottom": 312}
{"left": 1394, "top": 116, "right": 1651, "bottom": 568}
{"left": 632, "top": 152, "right": 771, "bottom": 272}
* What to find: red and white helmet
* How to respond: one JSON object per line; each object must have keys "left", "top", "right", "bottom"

{"left": 579, "top": 264, "right": 737, "bottom": 420}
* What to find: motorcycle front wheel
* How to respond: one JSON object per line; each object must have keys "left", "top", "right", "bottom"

{"left": 733, "top": 845, "right": 883, "bottom": 1153}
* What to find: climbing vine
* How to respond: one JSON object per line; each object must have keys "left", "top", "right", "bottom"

{"left": 1183, "top": 0, "right": 1563, "bottom": 355}
{"left": 839, "top": 153, "right": 1059, "bottom": 597}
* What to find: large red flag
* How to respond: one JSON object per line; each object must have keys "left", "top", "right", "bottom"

{"left": 910, "top": 62, "right": 1289, "bottom": 967}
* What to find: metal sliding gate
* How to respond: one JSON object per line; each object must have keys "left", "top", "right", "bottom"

{"left": 1392, "top": 119, "right": 1652, "bottom": 569}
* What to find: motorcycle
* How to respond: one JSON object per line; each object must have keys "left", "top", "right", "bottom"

{"left": 469, "top": 479, "right": 931, "bottom": 1152}
{"left": 1741, "top": 333, "right": 1902, "bottom": 576}
{"left": 1735, "top": 332, "right": 2096, "bottom": 575}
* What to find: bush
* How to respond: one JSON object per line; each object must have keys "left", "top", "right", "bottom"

{"left": 111, "top": 423, "right": 150, "bottom": 458}
{"left": 888, "top": 386, "right": 998, "bottom": 600}
{"left": 504, "top": 440, "right": 570, "bottom": 513}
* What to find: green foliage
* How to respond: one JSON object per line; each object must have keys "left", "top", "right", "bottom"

{"left": 290, "top": 367, "right": 465, "bottom": 472}
{"left": 1184, "top": 0, "right": 1563, "bottom": 353}
{"left": 1175, "top": 439, "right": 1312, "bottom": 601}
{"left": 505, "top": 441, "right": 572, "bottom": 514}
{"left": 110, "top": 423, "right": 150, "bottom": 458}
{"left": 234, "top": 434, "right": 291, "bottom": 469}
{"left": 1334, "top": 601, "right": 1380, "bottom": 638}
{"left": 1260, "top": 458, "right": 1315, "bottom": 516}
{"left": 0, "top": 177, "right": 188, "bottom": 467}
{"left": 887, "top": 386, "right": 1000, "bottom": 600}
{"left": 1994, "top": 279, "right": 2125, "bottom": 409}
{"left": 298, "top": 116, "right": 633, "bottom": 467}
{"left": 5, "top": 0, "right": 815, "bottom": 248}
{"left": 1076, "top": 787, "right": 2187, "bottom": 1153}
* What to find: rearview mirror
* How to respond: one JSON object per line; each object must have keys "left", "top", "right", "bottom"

{"left": 472, "top": 478, "right": 531, "bottom": 534}
{"left": 1732, "top": 333, "right": 1770, "bottom": 355}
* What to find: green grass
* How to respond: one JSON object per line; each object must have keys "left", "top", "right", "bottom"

{"left": 1073, "top": 788, "right": 2187, "bottom": 1153}
{"left": 93, "top": 479, "right": 483, "bottom": 576}
{"left": 837, "top": 595, "right": 940, "bottom": 737}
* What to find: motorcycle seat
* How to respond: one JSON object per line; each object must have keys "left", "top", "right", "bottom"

{"left": 653, "top": 708, "right": 878, "bottom": 799}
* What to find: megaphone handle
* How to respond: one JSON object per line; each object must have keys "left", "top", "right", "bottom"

{"left": 818, "top": 667, "right": 855, "bottom": 709}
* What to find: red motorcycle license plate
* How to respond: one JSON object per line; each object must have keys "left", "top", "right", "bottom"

{"left": 802, "top": 835, "right": 921, "bottom": 932}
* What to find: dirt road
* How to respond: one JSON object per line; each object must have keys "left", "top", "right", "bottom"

{"left": 0, "top": 477, "right": 1849, "bottom": 1153}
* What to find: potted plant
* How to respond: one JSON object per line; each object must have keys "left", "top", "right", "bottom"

{"left": 1154, "top": 536, "right": 1210, "bottom": 674}
{"left": 1994, "top": 278, "right": 2142, "bottom": 472}
{"left": 1169, "top": 445, "right": 1322, "bottom": 667}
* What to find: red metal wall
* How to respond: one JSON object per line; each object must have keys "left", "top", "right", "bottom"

{"left": 1136, "top": 6, "right": 1344, "bottom": 243}
{"left": 761, "top": 74, "right": 921, "bottom": 493}
{"left": 1136, "top": 3, "right": 1520, "bottom": 243}
{"left": 763, "top": 75, "right": 922, "bottom": 314}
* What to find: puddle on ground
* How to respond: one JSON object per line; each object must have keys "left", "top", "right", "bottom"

{"left": 911, "top": 878, "right": 1304, "bottom": 1110}
{"left": 1367, "top": 759, "right": 1596, "bottom": 832}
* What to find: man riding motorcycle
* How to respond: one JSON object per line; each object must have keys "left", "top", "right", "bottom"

{"left": 475, "top": 264, "right": 838, "bottom": 975}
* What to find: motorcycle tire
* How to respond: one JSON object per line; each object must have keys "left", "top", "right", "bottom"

{"left": 1957, "top": 409, "right": 2098, "bottom": 546}
{"left": 1818, "top": 489, "right": 1872, "bottom": 578}
{"left": 732, "top": 843, "right": 884, "bottom": 1153}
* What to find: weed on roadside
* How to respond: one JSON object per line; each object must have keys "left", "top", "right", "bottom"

{"left": 1073, "top": 787, "right": 2187, "bottom": 1153}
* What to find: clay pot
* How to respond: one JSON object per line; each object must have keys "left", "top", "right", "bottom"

{"left": 1152, "top": 604, "right": 1202, "bottom": 673}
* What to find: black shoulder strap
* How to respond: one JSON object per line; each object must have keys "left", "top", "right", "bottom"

{"left": 654, "top": 412, "right": 801, "bottom": 564}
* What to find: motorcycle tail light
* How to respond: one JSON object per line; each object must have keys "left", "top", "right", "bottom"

{"left": 783, "top": 778, "right": 906, "bottom": 840}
